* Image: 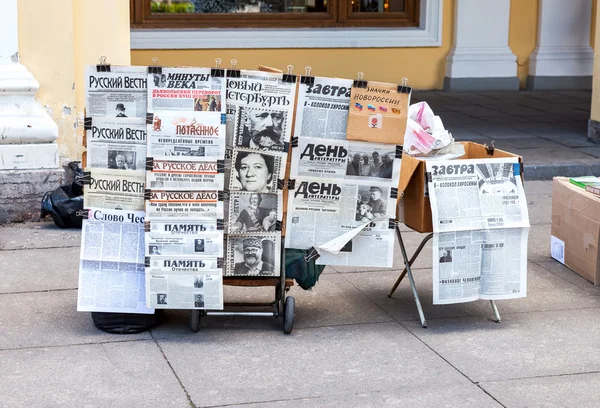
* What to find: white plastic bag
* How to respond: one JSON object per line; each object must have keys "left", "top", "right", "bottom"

{"left": 404, "top": 102, "right": 453, "bottom": 157}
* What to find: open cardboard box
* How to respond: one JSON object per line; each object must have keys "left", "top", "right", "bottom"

{"left": 398, "top": 141, "right": 524, "bottom": 233}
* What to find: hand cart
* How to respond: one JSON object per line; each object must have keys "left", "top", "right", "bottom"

{"left": 189, "top": 243, "right": 296, "bottom": 334}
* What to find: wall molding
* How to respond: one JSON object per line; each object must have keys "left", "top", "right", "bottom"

{"left": 131, "top": 0, "right": 443, "bottom": 49}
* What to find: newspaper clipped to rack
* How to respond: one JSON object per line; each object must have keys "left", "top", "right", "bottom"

{"left": 147, "top": 111, "right": 226, "bottom": 159}
{"left": 226, "top": 69, "right": 297, "bottom": 152}
{"left": 146, "top": 158, "right": 225, "bottom": 191}
{"left": 83, "top": 168, "right": 146, "bottom": 211}
{"left": 291, "top": 136, "right": 401, "bottom": 186}
{"left": 225, "top": 234, "right": 281, "bottom": 277}
{"left": 147, "top": 67, "right": 226, "bottom": 113}
{"left": 426, "top": 158, "right": 530, "bottom": 304}
{"left": 145, "top": 256, "right": 223, "bottom": 310}
{"left": 84, "top": 65, "right": 147, "bottom": 118}
{"left": 145, "top": 190, "right": 225, "bottom": 220}
{"left": 85, "top": 117, "right": 147, "bottom": 170}
{"left": 285, "top": 178, "right": 397, "bottom": 267}
{"left": 77, "top": 208, "right": 153, "bottom": 314}
{"left": 294, "top": 76, "right": 353, "bottom": 140}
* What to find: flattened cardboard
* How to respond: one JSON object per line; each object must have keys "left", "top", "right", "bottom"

{"left": 346, "top": 81, "right": 408, "bottom": 145}
{"left": 398, "top": 142, "right": 523, "bottom": 233}
{"left": 551, "top": 177, "right": 600, "bottom": 284}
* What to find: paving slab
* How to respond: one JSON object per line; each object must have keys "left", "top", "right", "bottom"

{"left": 0, "top": 247, "right": 79, "bottom": 293}
{"left": 526, "top": 223, "right": 551, "bottom": 262}
{"left": 535, "top": 260, "right": 600, "bottom": 296}
{"left": 492, "top": 137, "right": 565, "bottom": 150}
{"left": 525, "top": 192, "right": 553, "bottom": 225}
{"left": 344, "top": 262, "right": 600, "bottom": 322}
{"left": 480, "top": 372, "right": 600, "bottom": 408}
{"left": 0, "top": 222, "right": 81, "bottom": 251}
{"left": 157, "top": 322, "right": 481, "bottom": 407}
{"left": 535, "top": 133, "right": 598, "bottom": 148}
{"left": 464, "top": 125, "right": 534, "bottom": 139}
{"left": 0, "top": 341, "right": 188, "bottom": 408}
{"left": 402, "top": 308, "right": 600, "bottom": 383}
{"left": 241, "top": 385, "right": 501, "bottom": 408}
{"left": 576, "top": 146, "right": 600, "bottom": 158}
{"left": 150, "top": 273, "right": 394, "bottom": 338}
{"left": 524, "top": 180, "right": 553, "bottom": 195}
{"left": 0, "top": 290, "right": 151, "bottom": 350}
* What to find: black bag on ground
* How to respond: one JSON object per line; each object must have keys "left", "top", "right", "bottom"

{"left": 41, "top": 161, "right": 84, "bottom": 228}
{"left": 91, "top": 312, "right": 159, "bottom": 334}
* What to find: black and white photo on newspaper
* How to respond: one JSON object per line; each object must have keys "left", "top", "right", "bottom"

{"left": 426, "top": 157, "right": 530, "bottom": 304}
{"left": 291, "top": 136, "right": 401, "bottom": 186}
{"left": 226, "top": 70, "right": 297, "bottom": 151}
{"left": 284, "top": 178, "right": 396, "bottom": 252}
{"left": 84, "top": 66, "right": 147, "bottom": 118}
{"left": 228, "top": 191, "right": 282, "bottom": 234}
{"left": 225, "top": 234, "right": 281, "bottom": 277}
{"left": 86, "top": 117, "right": 147, "bottom": 170}
{"left": 146, "top": 158, "right": 225, "bottom": 191}
{"left": 147, "top": 111, "right": 226, "bottom": 159}
{"left": 147, "top": 67, "right": 226, "bottom": 114}
{"left": 145, "top": 232, "right": 224, "bottom": 257}
{"left": 294, "top": 76, "right": 353, "bottom": 140}
{"left": 228, "top": 148, "right": 285, "bottom": 194}
{"left": 77, "top": 208, "right": 153, "bottom": 314}
{"left": 145, "top": 256, "right": 223, "bottom": 310}
{"left": 145, "top": 190, "right": 225, "bottom": 221}
{"left": 83, "top": 168, "right": 146, "bottom": 211}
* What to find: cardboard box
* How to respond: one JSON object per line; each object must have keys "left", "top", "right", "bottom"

{"left": 551, "top": 177, "right": 600, "bottom": 284}
{"left": 398, "top": 142, "right": 523, "bottom": 233}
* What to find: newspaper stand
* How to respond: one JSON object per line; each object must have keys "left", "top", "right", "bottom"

{"left": 189, "top": 229, "right": 295, "bottom": 334}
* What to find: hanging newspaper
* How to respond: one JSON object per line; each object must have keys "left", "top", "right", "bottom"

{"left": 77, "top": 208, "right": 154, "bottom": 314}
{"left": 426, "top": 158, "right": 530, "bottom": 305}
{"left": 314, "top": 228, "right": 396, "bottom": 268}
{"left": 147, "top": 67, "right": 225, "bottom": 114}
{"left": 82, "top": 168, "right": 145, "bottom": 211}
{"left": 145, "top": 190, "right": 225, "bottom": 220}
{"left": 147, "top": 111, "right": 226, "bottom": 159}
{"left": 294, "top": 76, "right": 352, "bottom": 140}
{"left": 228, "top": 191, "right": 282, "bottom": 233}
{"left": 85, "top": 117, "right": 147, "bottom": 170}
{"left": 84, "top": 65, "right": 147, "bottom": 118}
{"left": 145, "top": 257, "right": 223, "bottom": 310}
{"left": 145, "top": 232, "right": 224, "bottom": 257}
{"left": 285, "top": 178, "right": 396, "bottom": 265}
{"left": 291, "top": 136, "right": 401, "bottom": 186}
{"left": 225, "top": 234, "right": 281, "bottom": 277}
{"left": 229, "top": 148, "right": 286, "bottom": 193}
{"left": 226, "top": 70, "right": 297, "bottom": 152}
{"left": 146, "top": 219, "right": 223, "bottom": 235}
{"left": 146, "top": 158, "right": 225, "bottom": 190}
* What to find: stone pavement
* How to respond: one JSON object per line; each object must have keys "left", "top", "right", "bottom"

{"left": 3, "top": 181, "right": 600, "bottom": 407}
{"left": 412, "top": 91, "right": 600, "bottom": 180}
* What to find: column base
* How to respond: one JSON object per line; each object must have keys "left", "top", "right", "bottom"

{"left": 443, "top": 77, "right": 520, "bottom": 92}
{"left": 0, "top": 143, "right": 59, "bottom": 170}
{"left": 0, "top": 168, "right": 64, "bottom": 223}
{"left": 588, "top": 119, "right": 600, "bottom": 144}
{"left": 526, "top": 76, "right": 592, "bottom": 91}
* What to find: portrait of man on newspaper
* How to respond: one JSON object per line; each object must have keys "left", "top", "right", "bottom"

{"left": 230, "top": 193, "right": 278, "bottom": 233}
{"left": 152, "top": 73, "right": 167, "bottom": 88}
{"left": 239, "top": 107, "right": 286, "bottom": 152}
{"left": 346, "top": 149, "right": 394, "bottom": 179}
{"left": 115, "top": 103, "right": 127, "bottom": 117}
{"left": 233, "top": 237, "right": 274, "bottom": 276}
{"left": 355, "top": 186, "right": 387, "bottom": 221}
{"left": 234, "top": 151, "right": 275, "bottom": 193}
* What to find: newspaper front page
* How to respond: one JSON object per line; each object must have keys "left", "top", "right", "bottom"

{"left": 226, "top": 70, "right": 297, "bottom": 152}
{"left": 146, "top": 159, "right": 224, "bottom": 191}
{"left": 229, "top": 148, "right": 286, "bottom": 193}
{"left": 426, "top": 158, "right": 530, "bottom": 304}
{"left": 148, "top": 111, "right": 226, "bottom": 159}
{"left": 294, "top": 76, "right": 352, "bottom": 140}
{"left": 145, "top": 232, "right": 224, "bottom": 257}
{"left": 84, "top": 66, "right": 147, "bottom": 118}
{"left": 225, "top": 234, "right": 281, "bottom": 277}
{"left": 86, "top": 117, "right": 147, "bottom": 170}
{"left": 291, "top": 136, "right": 401, "bottom": 186}
{"left": 285, "top": 178, "right": 396, "bottom": 251}
{"left": 145, "top": 257, "right": 223, "bottom": 309}
{"left": 77, "top": 208, "right": 154, "bottom": 314}
{"left": 145, "top": 190, "right": 224, "bottom": 220}
{"left": 228, "top": 191, "right": 282, "bottom": 234}
{"left": 83, "top": 168, "right": 145, "bottom": 211}
{"left": 147, "top": 67, "right": 226, "bottom": 113}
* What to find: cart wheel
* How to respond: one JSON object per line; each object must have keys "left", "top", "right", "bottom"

{"left": 283, "top": 296, "right": 295, "bottom": 334}
{"left": 190, "top": 310, "right": 201, "bottom": 332}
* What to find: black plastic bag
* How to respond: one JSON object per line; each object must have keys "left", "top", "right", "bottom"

{"left": 91, "top": 312, "right": 159, "bottom": 334}
{"left": 41, "top": 161, "right": 84, "bottom": 228}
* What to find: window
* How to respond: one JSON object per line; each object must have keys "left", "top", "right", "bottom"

{"left": 131, "top": 0, "right": 420, "bottom": 28}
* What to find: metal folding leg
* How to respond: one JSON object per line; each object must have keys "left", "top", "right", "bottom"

{"left": 391, "top": 227, "right": 430, "bottom": 328}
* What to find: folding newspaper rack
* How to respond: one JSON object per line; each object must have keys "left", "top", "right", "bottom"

{"left": 189, "top": 244, "right": 296, "bottom": 333}
{"left": 388, "top": 142, "right": 525, "bottom": 327}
